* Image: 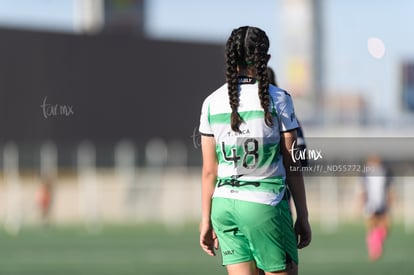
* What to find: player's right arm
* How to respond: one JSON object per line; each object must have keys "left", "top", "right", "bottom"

{"left": 199, "top": 135, "right": 218, "bottom": 256}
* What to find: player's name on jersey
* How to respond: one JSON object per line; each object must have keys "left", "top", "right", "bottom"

{"left": 226, "top": 129, "right": 251, "bottom": 137}
{"left": 40, "top": 96, "right": 74, "bottom": 119}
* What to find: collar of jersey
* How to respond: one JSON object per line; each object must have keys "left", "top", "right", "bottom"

{"left": 238, "top": 76, "right": 257, "bottom": 84}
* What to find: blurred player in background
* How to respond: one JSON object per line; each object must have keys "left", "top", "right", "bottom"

{"left": 199, "top": 26, "right": 311, "bottom": 275}
{"left": 35, "top": 177, "right": 53, "bottom": 227}
{"left": 359, "top": 155, "right": 394, "bottom": 261}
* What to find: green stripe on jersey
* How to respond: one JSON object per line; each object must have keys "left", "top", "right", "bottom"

{"left": 209, "top": 110, "right": 266, "bottom": 125}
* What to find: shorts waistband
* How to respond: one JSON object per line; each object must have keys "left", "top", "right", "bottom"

{"left": 217, "top": 178, "right": 260, "bottom": 188}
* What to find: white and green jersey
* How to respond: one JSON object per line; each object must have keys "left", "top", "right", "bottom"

{"left": 199, "top": 78, "right": 299, "bottom": 206}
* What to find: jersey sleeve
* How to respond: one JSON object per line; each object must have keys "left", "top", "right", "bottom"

{"left": 199, "top": 97, "right": 214, "bottom": 136}
{"left": 277, "top": 92, "right": 299, "bottom": 132}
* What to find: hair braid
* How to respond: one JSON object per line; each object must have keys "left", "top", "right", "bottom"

{"left": 225, "top": 28, "right": 246, "bottom": 132}
{"left": 225, "top": 26, "right": 272, "bottom": 132}
{"left": 254, "top": 40, "right": 273, "bottom": 127}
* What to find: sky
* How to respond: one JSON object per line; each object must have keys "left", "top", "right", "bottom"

{"left": 144, "top": 0, "right": 279, "bottom": 43}
{"left": 1, "top": 0, "right": 414, "bottom": 120}
{"left": 0, "top": 0, "right": 74, "bottom": 31}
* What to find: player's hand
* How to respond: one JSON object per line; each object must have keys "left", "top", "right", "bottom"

{"left": 199, "top": 221, "right": 219, "bottom": 256}
{"left": 294, "top": 218, "right": 312, "bottom": 249}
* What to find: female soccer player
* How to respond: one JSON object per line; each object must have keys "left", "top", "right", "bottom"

{"left": 199, "top": 26, "right": 311, "bottom": 275}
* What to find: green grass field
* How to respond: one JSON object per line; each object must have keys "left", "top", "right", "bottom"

{"left": 0, "top": 223, "right": 412, "bottom": 275}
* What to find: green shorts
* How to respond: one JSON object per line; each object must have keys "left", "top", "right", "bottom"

{"left": 211, "top": 197, "right": 298, "bottom": 272}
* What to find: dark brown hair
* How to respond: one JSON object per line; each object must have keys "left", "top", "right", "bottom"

{"left": 225, "top": 26, "right": 272, "bottom": 132}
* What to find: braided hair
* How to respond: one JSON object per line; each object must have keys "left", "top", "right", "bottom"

{"left": 225, "top": 26, "right": 272, "bottom": 132}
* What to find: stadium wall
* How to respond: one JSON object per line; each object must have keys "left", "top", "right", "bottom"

{"left": 0, "top": 27, "right": 225, "bottom": 167}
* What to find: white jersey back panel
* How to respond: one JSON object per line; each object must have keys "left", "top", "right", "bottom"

{"left": 199, "top": 81, "right": 299, "bottom": 205}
